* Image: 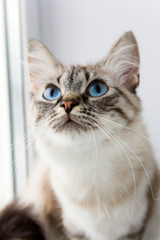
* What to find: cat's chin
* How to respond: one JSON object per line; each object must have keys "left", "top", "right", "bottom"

{"left": 55, "top": 119, "right": 90, "bottom": 133}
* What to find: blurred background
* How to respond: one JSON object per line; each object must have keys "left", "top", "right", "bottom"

{"left": 0, "top": 0, "right": 160, "bottom": 209}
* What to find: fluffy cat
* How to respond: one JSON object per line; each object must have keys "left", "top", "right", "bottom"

{"left": 0, "top": 32, "right": 159, "bottom": 240}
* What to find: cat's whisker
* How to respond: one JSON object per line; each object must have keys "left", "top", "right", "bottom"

{"left": 9, "top": 128, "right": 33, "bottom": 153}
{"left": 89, "top": 127, "right": 98, "bottom": 185}
{"left": 9, "top": 125, "right": 46, "bottom": 182}
{"left": 98, "top": 116, "right": 152, "bottom": 145}
{"left": 88, "top": 127, "right": 95, "bottom": 184}
{"left": 10, "top": 136, "right": 32, "bottom": 180}
{"left": 107, "top": 130, "right": 160, "bottom": 201}
{"left": 76, "top": 113, "right": 126, "bottom": 158}
{"left": 93, "top": 122, "right": 137, "bottom": 218}
{"left": 47, "top": 114, "right": 59, "bottom": 124}
{"left": 96, "top": 129, "right": 103, "bottom": 166}
{"left": 47, "top": 112, "right": 58, "bottom": 121}
{"left": 47, "top": 114, "right": 68, "bottom": 129}
{"left": 75, "top": 113, "right": 99, "bottom": 127}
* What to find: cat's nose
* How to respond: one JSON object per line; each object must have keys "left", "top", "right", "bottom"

{"left": 60, "top": 100, "right": 79, "bottom": 114}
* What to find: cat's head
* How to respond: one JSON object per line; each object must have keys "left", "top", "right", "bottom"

{"left": 28, "top": 32, "right": 141, "bottom": 148}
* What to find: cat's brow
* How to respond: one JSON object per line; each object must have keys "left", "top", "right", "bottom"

{"left": 85, "top": 71, "right": 90, "bottom": 81}
{"left": 57, "top": 76, "right": 61, "bottom": 84}
{"left": 79, "top": 66, "right": 90, "bottom": 81}
{"left": 82, "top": 68, "right": 90, "bottom": 81}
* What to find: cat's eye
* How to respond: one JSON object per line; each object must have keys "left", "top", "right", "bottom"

{"left": 43, "top": 85, "right": 61, "bottom": 100}
{"left": 87, "top": 80, "right": 108, "bottom": 97}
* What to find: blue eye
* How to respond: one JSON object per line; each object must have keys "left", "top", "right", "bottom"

{"left": 88, "top": 81, "right": 108, "bottom": 97}
{"left": 43, "top": 85, "right": 61, "bottom": 100}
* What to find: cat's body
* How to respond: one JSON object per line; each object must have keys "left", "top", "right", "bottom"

{"left": 0, "top": 32, "right": 159, "bottom": 240}
{"left": 21, "top": 125, "right": 158, "bottom": 240}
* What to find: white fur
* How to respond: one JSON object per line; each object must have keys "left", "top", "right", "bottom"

{"left": 25, "top": 115, "right": 156, "bottom": 240}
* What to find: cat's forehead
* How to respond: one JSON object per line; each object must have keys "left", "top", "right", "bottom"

{"left": 60, "top": 65, "right": 95, "bottom": 93}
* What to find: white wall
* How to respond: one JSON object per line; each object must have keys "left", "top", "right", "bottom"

{"left": 25, "top": 0, "right": 160, "bottom": 163}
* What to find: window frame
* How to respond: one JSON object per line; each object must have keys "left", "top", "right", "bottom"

{"left": 0, "top": 0, "right": 28, "bottom": 205}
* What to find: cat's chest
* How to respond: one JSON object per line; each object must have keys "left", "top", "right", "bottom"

{"left": 51, "top": 175, "right": 147, "bottom": 240}
{"left": 55, "top": 187, "right": 146, "bottom": 240}
{"left": 48, "top": 142, "right": 148, "bottom": 240}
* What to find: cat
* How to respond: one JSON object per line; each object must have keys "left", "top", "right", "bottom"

{"left": 0, "top": 31, "right": 159, "bottom": 240}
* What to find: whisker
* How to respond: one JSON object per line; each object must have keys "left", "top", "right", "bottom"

{"left": 98, "top": 116, "right": 152, "bottom": 144}
{"left": 94, "top": 122, "right": 137, "bottom": 217}
{"left": 104, "top": 126, "right": 160, "bottom": 212}
{"left": 107, "top": 130, "right": 160, "bottom": 201}
{"left": 89, "top": 127, "right": 98, "bottom": 184}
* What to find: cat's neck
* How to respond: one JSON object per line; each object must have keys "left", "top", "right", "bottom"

{"left": 37, "top": 116, "right": 148, "bottom": 165}
{"left": 35, "top": 119, "right": 153, "bottom": 207}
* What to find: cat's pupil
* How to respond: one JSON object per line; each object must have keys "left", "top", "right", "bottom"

{"left": 96, "top": 84, "right": 101, "bottom": 93}
{"left": 50, "top": 89, "right": 54, "bottom": 97}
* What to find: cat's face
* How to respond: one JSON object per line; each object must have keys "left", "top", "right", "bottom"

{"left": 28, "top": 32, "right": 141, "bottom": 147}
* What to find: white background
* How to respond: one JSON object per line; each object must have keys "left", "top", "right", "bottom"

{"left": 25, "top": 0, "right": 160, "bottom": 163}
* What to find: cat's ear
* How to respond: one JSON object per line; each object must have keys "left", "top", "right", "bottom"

{"left": 98, "top": 32, "right": 140, "bottom": 92}
{"left": 28, "top": 40, "right": 63, "bottom": 94}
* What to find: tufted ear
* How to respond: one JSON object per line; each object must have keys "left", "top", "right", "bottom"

{"left": 28, "top": 40, "right": 63, "bottom": 94}
{"left": 98, "top": 32, "right": 140, "bottom": 92}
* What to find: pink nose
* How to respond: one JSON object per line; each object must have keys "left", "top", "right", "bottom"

{"left": 62, "top": 101, "right": 73, "bottom": 110}
{"left": 60, "top": 101, "right": 79, "bottom": 114}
